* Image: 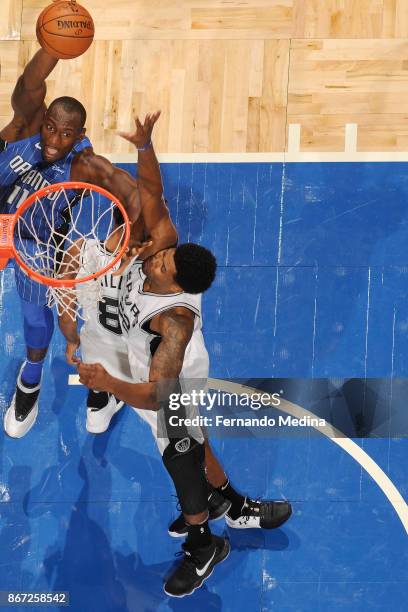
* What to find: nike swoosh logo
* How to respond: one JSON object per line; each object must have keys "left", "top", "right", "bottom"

{"left": 196, "top": 549, "right": 216, "bottom": 577}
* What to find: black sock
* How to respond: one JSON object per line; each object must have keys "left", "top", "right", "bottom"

{"left": 87, "top": 390, "right": 110, "bottom": 410}
{"left": 185, "top": 519, "right": 211, "bottom": 550}
{"left": 217, "top": 479, "right": 246, "bottom": 520}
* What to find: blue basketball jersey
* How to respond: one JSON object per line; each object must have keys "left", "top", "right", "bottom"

{"left": 0, "top": 132, "right": 92, "bottom": 217}
{"left": 0, "top": 132, "right": 92, "bottom": 304}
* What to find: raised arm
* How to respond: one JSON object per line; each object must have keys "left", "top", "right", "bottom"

{"left": 119, "top": 112, "right": 163, "bottom": 197}
{"left": 119, "top": 113, "right": 178, "bottom": 256}
{"left": 71, "top": 152, "right": 142, "bottom": 223}
{"left": 0, "top": 49, "right": 58, "bottom": 142}
{"left": 77, "top": 307, "right": 194, "bottom": 409}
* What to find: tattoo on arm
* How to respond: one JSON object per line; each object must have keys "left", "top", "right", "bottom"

{"left": 149, "top": 309, "right": 194, "bottom": 398}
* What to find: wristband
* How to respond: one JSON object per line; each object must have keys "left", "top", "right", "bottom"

{"left": 137, "top": 141, "right": 152, "bottom": 152}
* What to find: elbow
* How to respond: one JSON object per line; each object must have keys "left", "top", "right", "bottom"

{"left": 132, "top": 383, "right": 161, "bottom": 411}
{"left": 149, "top": 386, "right": 161, "bottom": 411}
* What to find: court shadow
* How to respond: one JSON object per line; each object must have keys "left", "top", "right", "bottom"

{"left": 114, "top": 548, "right": 223, "bottom": 612}
{"left": 89, "top": 406, "right": 173, "bottom": 504}
{"left": 226, "top": 524, "right": 298, "bottom": 553}
{"left": 49, "top": 356, "right": 79, "bottom": 418}
{"left": 41, "top": 455, "right": 127, "bottom": 612}
{"left": 0, "top": 466, "right": 34, "bottom": 591}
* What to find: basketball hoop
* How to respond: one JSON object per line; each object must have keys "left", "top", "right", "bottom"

{"left": 0, "top": 181, "right": 130, "bottom": 319}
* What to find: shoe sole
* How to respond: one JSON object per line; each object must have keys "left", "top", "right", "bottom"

{"left": 167, "top": 528, "right": 187, "bottom": 538}
{"left": 86, "top": 401, "right": 124, "bottom": 434}
{"left": 163, "top": 538, "right": 231, "bottom": 598}
{"left": 4, "top": 403, "right": 39, "bottom": 439}
{"left": 209, "top": 499, "right": 232, "bottom": 521}
{"left": 167, "top": 500, "right": 233, "bottom": 538}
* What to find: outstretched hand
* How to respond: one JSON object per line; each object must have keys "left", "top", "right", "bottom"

{"left": 118, "top": 111, "right": 161, "bottom": 149}
{"left": 112, "top": 238, "right": 153, "bottom": 275}
{"left": 125, "top": 238, "right": 153, "bottom": 259}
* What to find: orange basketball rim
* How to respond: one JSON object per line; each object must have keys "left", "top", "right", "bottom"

{"left": 0, "top": 181, "right": 130, "bottom": 287}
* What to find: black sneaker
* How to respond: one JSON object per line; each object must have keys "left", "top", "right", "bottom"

{"left": 226, "top": 497, "right": 292, "bottom": 529}
{"left": 164, "top": 535, "right": 230, "bottom": 598}
{"left": 4, "top": 362, "right": 42, "bottom": 438}
{"left": 168, "top": 488, "right": 232, "bottom": 537}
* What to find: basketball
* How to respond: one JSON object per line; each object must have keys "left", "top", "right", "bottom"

{"left": 36, "top": 1, "right": 94, "bottom": 60}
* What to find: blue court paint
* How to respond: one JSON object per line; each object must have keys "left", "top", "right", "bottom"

{"left": 0, "top": 162, "right": 407, "bottom": 611}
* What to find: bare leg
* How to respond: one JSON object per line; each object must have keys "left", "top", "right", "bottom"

{"left": 204, "top": 439, "right": 227, "bottom": 488}
{"left": 27, "top": 347, "right": 48, "bottom": 362}
{"left": 183, "top": 510, "right": 208, "bottom": 525}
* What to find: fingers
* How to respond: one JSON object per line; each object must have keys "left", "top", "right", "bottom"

{"left": 77, "top": 362, "right": 96, "bottom": 387}
{"left": 118, "top": 110, "right": 161, "bottom": 144}
{"left": 143, "top": 110, "right": 161, "bottom": 127}
{"left": 136, "top": 240, "right": 153, "bottom": 256}
{"left": 151, "top": 110, "right": 161, "bottom": 124}
{"left": 66, "top": 342, "right": 81, "bottom": 365}
{"left": 77, "top": 363, "right": 108, "bottom": 392}
{"left": 126, "top": 239, "right": 153, "bottom": 257}
{"left": 66, "top": 354, "right": 80, "bottom": 366}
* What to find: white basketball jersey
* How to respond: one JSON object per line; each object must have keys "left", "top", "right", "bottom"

{"left": 77, "top": 239, "right": 126, "bottom": 346}
{"left": 118, "top": 261, "right": 209, "bottom": 383}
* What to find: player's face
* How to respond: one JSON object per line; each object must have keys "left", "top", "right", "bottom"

{"left": 142, "top": 248, "right": 178, "bottom": 289}
{"left": 40, "top": 108, "right": 85, "bottom": 162}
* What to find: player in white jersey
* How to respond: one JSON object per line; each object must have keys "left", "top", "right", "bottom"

{"left": 118, "top": 257, "right": 209, "bottom": 453}
{"left": 59, "top": 113, "right": 176, "bottom": 435}
{"left": 77, "top": 243, "right": 291, "bottom": 597}
{"left": 73, "top": 233, "right": 130, "bottom": 433}
{"left": 59, "top": 116, "right": 231, "bottom": 596}
{"left": 78, "top": 239, "right": 233, "bottom": 598}
{"left": 68, "top": 116, "right": 291, "bottom": 597}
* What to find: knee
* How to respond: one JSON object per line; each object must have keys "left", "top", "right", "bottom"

{"left": 27, "top": 347, "right": 48, "bottom": 362}
{"left": 162, "top": 438, "right": 208, "bottom": 515}
{"left": 21, "top": 302, "right": 54, "bottom": 350}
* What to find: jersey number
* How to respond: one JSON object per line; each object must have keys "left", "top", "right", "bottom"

{"left": 98, "top": 297, "right": 122, "bottom": 336}
{"left": 7, "top": 185, "right": 31, "bottom": 209}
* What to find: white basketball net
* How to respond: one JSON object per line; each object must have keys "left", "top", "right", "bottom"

{"left": 14, "top": 185, "right": 128, "bottom": 321}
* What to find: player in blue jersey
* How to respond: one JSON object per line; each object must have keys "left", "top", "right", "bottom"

{"left": 1, "top": 47, "right": 171, "bottom": 438}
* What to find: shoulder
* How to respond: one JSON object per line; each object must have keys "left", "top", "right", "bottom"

{"left": 155, "top": 306, "right": 194, "bottom": 338}
{"left": 71, "top": 149, "right": 112, "bottom": 179}
{"left": 71, "top": 150, "right": 138, "bottom": 190}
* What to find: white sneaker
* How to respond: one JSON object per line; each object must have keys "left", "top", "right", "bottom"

{"left": 4, "top": 363, "right": 42, "bottom": 438}
{"left": 86, "top": 394, "right": 124, "bottom": 434}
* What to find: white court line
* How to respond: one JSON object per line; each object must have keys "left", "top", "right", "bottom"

{"left": 345, "top": 123, "right": 358, "bottom": 153}
{"left": 105, "top": 151, "right": 408, "bottom": 163}
{"left": 287, "top": 124, "right": 301, "bottom": 154}
{"left": 105, "top": 152, "right": 285, "bottom": 164}
{"left": 208, "top": 378, "right": 408, "bottom": 534}
{"left": 68, "top": 373, "right": 408, "bottom": 532}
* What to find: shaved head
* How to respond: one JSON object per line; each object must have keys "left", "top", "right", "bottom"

{"left": 48, "top": 96, "right": 86, "bottom": 130}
